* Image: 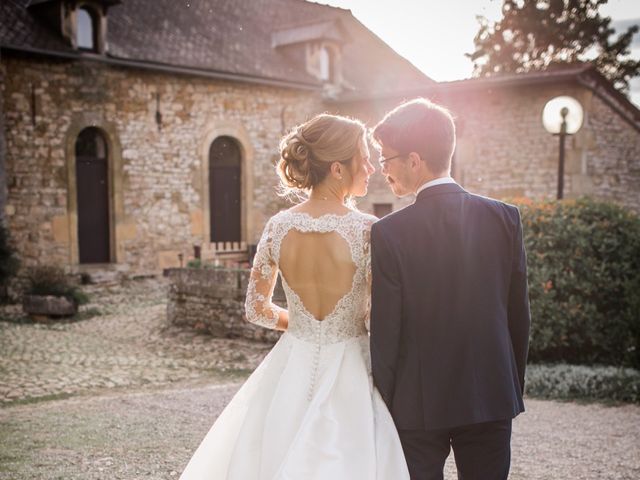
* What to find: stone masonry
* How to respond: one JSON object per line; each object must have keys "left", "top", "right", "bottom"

{"left": 2, "top": 57, "right": 320, "bottom": 275}
{"left": 166, "top": 267, "right": 283, "bottom": 343}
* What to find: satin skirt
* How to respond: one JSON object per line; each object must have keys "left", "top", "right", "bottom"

{"left": 179, "top": 332, "right": 409, "bottom": 479}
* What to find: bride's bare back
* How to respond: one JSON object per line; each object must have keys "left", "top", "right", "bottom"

{"left": 280, "top": 223, "right": 357, "bottom": 321}
{"left": 245, "top": 205, "right": 377, "bottom": 338}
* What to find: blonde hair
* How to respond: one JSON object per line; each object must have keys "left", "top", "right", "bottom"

{"left": 277, "top": 113, "right": 365, "bottom": 195}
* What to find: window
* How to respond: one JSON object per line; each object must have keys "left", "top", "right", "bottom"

{"left": 77, "top": 7, "right": 97, "bottom": 51}
{"left": 318, "top": 46, "right": 336, "bottom": 83}
{"left": 318, "top": 47, "right": 330, "bottom": 81}
{"left": 373, "top": 203, "right": 393, "bottom": 218}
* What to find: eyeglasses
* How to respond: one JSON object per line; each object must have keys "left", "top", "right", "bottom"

{"left": 378, "top": 153, "right": 405, "bottom": 166}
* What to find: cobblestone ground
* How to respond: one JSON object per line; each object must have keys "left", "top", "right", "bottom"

{"left": 1, "top": 279, "right": 639, "bottom": 479}
{"left": 0, "top": 278, "right": 272, "bottom": 406}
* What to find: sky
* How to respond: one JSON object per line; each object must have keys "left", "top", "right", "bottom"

{"left": 313, "top": 0, "right": 640, "bottom": 103}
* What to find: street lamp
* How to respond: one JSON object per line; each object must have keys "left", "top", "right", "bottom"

{"left": 542, "top": 96, "right": 584, "bottom": 199}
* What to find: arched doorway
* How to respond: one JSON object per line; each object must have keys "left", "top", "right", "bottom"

{"left": 209, "top": 136, "right": 241, "bottom": 243}
{"left": 75, "top": 127, "right": 110, "bottom": 263}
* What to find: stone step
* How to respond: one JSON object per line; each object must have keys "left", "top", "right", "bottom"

{"left": 82, "top": 270, "right": 122, "bottom": 285}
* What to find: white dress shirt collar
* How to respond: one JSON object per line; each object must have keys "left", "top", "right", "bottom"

{"left": 415, "top": 176, "right": 457, "bottom": 196}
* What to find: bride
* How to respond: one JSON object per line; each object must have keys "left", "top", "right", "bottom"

{"left": 179, "top": 114, "right": 409, "bottom": 479}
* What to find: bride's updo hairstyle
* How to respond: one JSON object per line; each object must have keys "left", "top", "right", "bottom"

{"left": 277, "top": 113, "right": 365, "bottom": 194}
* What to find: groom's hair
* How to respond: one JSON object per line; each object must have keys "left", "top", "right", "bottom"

{"left": 371, "top": 98, "right": 456, "bottom": 175}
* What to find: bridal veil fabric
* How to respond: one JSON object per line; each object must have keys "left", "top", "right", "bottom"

{"left": 179, "top": 210, "right": 409, "bottom": 479}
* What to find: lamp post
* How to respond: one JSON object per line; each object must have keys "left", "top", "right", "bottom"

{"left": 542, "top": 96, "right": 584, "bottom": 200}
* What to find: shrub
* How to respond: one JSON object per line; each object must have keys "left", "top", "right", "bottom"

{"left": 0, "top": 223, "right": 20, "bottom": 294}
{"left": 525, "top": 363, "right": 640, "bottom": 403}
{"left": 515, "top": 198, "right": 640, "bottom": 369}
{"left": 187, "top": 259, "right": 202, "bottom": 269}
{"left": 25, "top": 265, "right": 89, "bottom": 305}
{"left": 187, "top": 259, "right": 232, "bottom": 269}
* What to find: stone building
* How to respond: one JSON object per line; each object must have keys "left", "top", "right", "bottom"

{"left": 0, "top": 0, "right": 431, "bottom": 276}
{"left": 1, "top": 0, "right": 639, "bottom": 277}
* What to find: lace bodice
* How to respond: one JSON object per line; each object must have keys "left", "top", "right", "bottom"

{"left": 245, "top": 209, "right": 377, "bottom": 344}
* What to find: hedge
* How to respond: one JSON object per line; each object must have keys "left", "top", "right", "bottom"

{"left": 515, "top": 198, "right": 640, "bottom": 369}
{"left": 525, "top": 363, "right": 640, "bottom": 403}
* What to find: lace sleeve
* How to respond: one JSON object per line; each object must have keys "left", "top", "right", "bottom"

{"left": 245, "top": 219, "right": 287, "bottom": 330}
{"left": 363, "top": 216, "right": 375, "bottom": 333}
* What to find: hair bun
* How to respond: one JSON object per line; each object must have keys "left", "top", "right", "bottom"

{"left": 278, "top": 130, "right": 315, "bottom": 190}
{"left": 276, "top": 113, "right": 366, "bottom": 195}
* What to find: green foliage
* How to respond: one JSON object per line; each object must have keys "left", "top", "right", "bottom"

{"left": 468, "top": 0, "right": 640, "bottom": 94}
{"left": 526, "top": 363, "right": 640, "bottom": 403}
{"left": 25, "top": 265, "right": 89, "bottom": 305}
{"left": 186, "top": 259, "right": 233, "bottom": 269}
{"left": 0, "top": 223, "right": 20, "bottom": 288}
{"left": 516, "top": 198, "right": 640, "bottom": 369}
{"left": 187, "top": 259, "right": 202, "bottom": 269}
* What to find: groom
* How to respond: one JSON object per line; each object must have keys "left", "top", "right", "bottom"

{"left": 369, "top": 98, "right": 530, "bottom": 480}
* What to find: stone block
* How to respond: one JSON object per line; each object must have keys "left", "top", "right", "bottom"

{"left": 118, "top": 222, "right": 138, "bottom": 241}
{"left": 190, "top": 209, "right": 203, "bottom": 236}
{"left": 51, "top": 215, "right": 69, "bottom": 244}
{"left": 158, "top": 250, "right": 181, "bottom": 270}
{"left": 22, "top": 295, "right": 77, "bottom": 317}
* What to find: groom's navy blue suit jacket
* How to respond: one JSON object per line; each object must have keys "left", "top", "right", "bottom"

{"left": 370, "top": 183, "right": 530, "bottom": 431}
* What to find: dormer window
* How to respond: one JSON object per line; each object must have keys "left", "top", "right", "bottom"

{"left": 272, "top": 20, "right": 350, "bottom": 87}
{"left": 27, "top": 0, "right": 120, "bottom": 54}
{"left": 318, "top": 46, "right": 334, "bottom": 83}
{"left": 77, "top": 7, "right": 97, "bottom": 51}
{"left": 310, "top": 43, "right": 340, "bottom": 85}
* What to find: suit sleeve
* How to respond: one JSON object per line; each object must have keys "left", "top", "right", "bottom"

{"left": 370, "top": 222, "right": 403, "bottom": 408}
{"left": 507, "top": 208, "right": 531, "bottom": 394}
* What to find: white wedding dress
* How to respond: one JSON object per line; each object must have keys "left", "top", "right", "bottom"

{"left": 179, "top": 209, "right": 409, "bottom": 479}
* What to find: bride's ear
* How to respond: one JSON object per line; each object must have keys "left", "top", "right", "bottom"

{"left": 330, "top": 161, "right": 344, "bottom": 181}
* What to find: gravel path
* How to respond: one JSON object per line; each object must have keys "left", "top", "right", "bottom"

{"left": 1, "top": 382, "right": 639, "bottom": 480}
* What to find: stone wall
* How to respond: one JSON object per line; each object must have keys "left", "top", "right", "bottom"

{"left": 585, "top": 93, "right": 640, "bottom": 212}
{"left": 166, "top": 267, "right": 282, "bottom": 343}
{"left": 1, "top": 56, "right": 320, "bottom": 274}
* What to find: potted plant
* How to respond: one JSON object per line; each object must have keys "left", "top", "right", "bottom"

{"left": 22, "top": 265, "right": 89, "bottom": 320}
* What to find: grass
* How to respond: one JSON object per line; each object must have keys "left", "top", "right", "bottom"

{"left": 0, "top": 307, "right": 102, "bottom": 325}
{"left": 1, "top": 392, "right": 75, "bottom": 407}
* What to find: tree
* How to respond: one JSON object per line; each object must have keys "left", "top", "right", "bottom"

{"left": 467, "top": 0, "right": 640, "bottom": 94}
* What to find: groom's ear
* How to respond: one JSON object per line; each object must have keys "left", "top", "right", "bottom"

{"left": 407, "top": 152, "right": 422, "bottom": 169}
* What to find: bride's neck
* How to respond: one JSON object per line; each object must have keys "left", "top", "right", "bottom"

{"left": 308, "top": 185, "right": 346, "bottom": 204}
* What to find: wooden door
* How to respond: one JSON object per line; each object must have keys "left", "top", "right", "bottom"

{"left": 75, "top": 127, "right": 110, "bottom": 263}
{"left": 209, "top": 136, "right": 241, "bottom": 243}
